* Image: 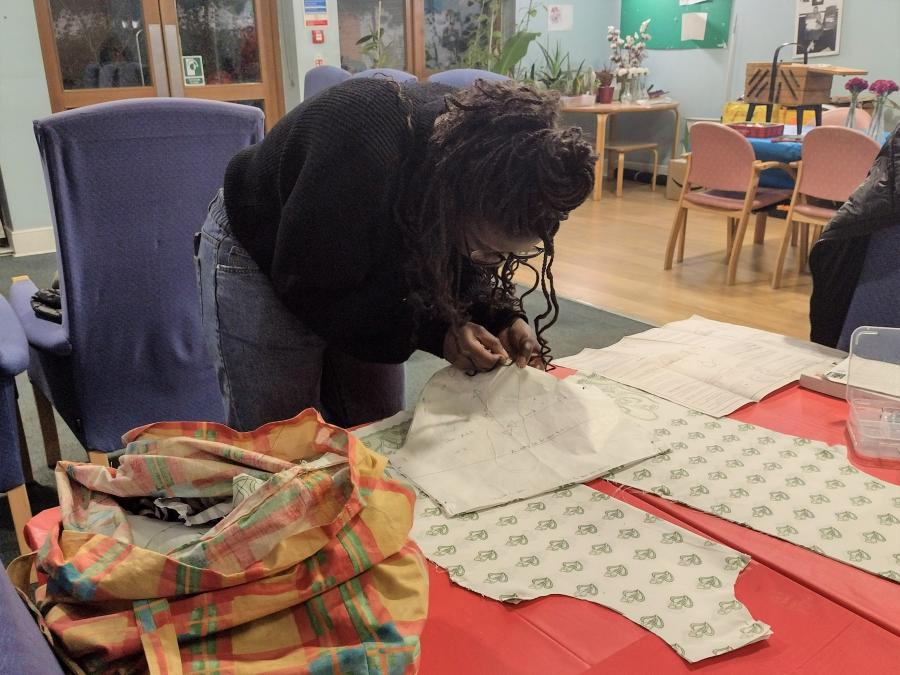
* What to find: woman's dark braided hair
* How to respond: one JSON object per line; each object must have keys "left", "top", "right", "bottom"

{"left": 399, "top": 79, "right": 595, "bottom": 367}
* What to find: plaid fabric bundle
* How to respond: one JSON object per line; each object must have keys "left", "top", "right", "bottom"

{"left": 11, "top": 409, "right": 428, "bottom": 674}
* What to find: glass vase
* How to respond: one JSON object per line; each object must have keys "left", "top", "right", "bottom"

{"left": 845, "top": 94, "right": 858, "bottom": 129}
{"left": 633, "top": 74, "right": 649, "bottom": 104}
{"left": 867, "top": 97, "right": 886, "bottom": 139}
{"left": 619, "top": 77, "right": 632, "bottom": 104}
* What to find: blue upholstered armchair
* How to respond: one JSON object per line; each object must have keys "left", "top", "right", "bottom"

{"left": 427, "top": 69, "right": 510, "bottom": 87}
{"left": 9, "top": 98, "right": 264, "bottom": 463}
{"left": 838, "top": 225, "right": 900, "bottom": 351}
{"left": 304, "top": 65, "right": 351, "bottom": 100}
{"left": 0, "top": 295, "right": 32, "bottom": 555}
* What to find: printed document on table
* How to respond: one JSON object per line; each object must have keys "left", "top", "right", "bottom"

{"left": 556, "top": 316, "right": 845, "bottom": 417}
{"left": 386, "top": 365, "right": 667, "bottom": 516}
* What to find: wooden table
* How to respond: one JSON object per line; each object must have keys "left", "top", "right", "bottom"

{"left": 561, "top": 100, "right": 681, "bottom": 201}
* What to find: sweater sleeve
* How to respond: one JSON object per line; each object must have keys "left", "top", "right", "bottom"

{"left": 267, "top": 82, "right": 423, "bottom": 364}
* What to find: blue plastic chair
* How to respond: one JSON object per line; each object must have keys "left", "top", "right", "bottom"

{"left": 9, "top": 98, "right": 264, "bottom": 463}
{"left": 0, "top": 295, "right": 32, "bottom": 556}
{"left": 303, "top": 65, "right": 351, "bottom": 100}
{"left": 351, "top": 68, "right": 418, "bottom": 83}
{"left": 428, "top": 69, "right": 509, "bottom": 87}
{"left": 838, "top": 225, "right": 900, "bottom": 351}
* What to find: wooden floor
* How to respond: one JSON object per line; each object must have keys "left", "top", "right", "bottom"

{"left": 520, "top": 180, "right": 814, "bottom": 340}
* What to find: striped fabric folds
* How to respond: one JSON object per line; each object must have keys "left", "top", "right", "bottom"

{"left": 15, "top": 409, "right": 428, "bottom": 674}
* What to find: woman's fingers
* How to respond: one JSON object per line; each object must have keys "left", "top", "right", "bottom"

{"left": 473, "top": 325, "right": 509, "bottom": 361}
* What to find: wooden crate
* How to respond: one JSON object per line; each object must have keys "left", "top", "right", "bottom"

{"left": 744, "top": 64, "right": 866, "bottom": 106}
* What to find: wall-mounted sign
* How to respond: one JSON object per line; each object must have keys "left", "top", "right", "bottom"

{"left": 182, "top": 55, "right": 205, "bottom": 86}
{"left": 312, "top": 29, "right": 325, "bottom": 44}
{"left": 304, "top": 0, "right": 328, "bottom": 27}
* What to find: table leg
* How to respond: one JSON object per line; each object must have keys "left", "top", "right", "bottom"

{"left": 593, "top": 113, "right": 608, "bottom": 201}
{"left": 671, "top": 107, "right": 682, "bottom": 159}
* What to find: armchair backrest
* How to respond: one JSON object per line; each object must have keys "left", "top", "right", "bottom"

{"left": 33, "top": 98, "right": 263, "bottom": 450}
{"left": 0, "top": 295, "right": 28, "bottom": 493}
{"left": 799, "top": 126, "right": 880, "bottom": 202}
{"left": 303, "top": 65, "right": 351, "bottom": 100}
{"left": 351, "top": 68, "right": 417, "bottom": 83}
{"left": 688, "top": 122, "right": 756, "bottom": 192}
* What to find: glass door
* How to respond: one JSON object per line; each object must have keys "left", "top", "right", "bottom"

{"left": 160, "top": 0, "right": 284, "bottom": 126}
{"left": 34, "top": 0, "right": 284, "bottom": 128}
{"left": 34, "top": 0, "right": 165, "bottom": 108}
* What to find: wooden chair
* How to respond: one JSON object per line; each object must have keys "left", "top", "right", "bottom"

{"left": 664, "top": 123, "right": 793, "bottom": 285}
{"left": 606, "top": 142, "right": 659, "bottom": 197}
{"left": 772, "top": 126, "right": 880, "bottom": 288}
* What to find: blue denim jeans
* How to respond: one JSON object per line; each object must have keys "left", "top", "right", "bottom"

{"left": 195, "top": 190, "right": 405, "bottom": 430}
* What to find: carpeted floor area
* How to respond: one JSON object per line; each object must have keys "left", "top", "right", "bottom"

{"left": 0, "top": 252, "right": 653, "bottom": 564}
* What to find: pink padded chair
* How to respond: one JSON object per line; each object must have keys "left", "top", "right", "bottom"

{"left": 664, "top": 123, "right": 793, "bottom": 285}
{"left": 771, "top": 126, "right": 880, "bottom": 288}
{"left": 821, "top": 107, "right": 872, "bottom": 131}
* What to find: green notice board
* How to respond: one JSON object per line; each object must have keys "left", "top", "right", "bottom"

{"left": 621, "top": 0, "right": 733, "bottom": 50}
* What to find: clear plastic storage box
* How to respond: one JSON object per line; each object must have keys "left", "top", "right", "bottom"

{"left": 847, "top": 326, "right": 900, "bottom": 460}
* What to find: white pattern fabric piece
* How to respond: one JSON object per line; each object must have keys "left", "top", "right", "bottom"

{"left": 390, "top": 366, "right": 667, "bottom": 515}
{"left": 555, "top": 316, "right": 844, "bottom": 417}
{"left": 569, "top": 374, "right": 900, "bottom": 582}
{"left": 357, "top": 419, "right": 772, "bottom": 663}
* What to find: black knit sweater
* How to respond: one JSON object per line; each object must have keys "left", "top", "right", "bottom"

{"left": 223, "top": 77, "right": 520, "bottom": 364}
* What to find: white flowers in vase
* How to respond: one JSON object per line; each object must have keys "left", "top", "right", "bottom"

{"left": 607, "top": 19, "right": 652, "bottom": 84}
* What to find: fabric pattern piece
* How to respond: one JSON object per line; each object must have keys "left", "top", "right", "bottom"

{"left": 358, "top": 419, "right": 771, "bottom": 663}
{"left": 13, "top": 410, "right": 427, "bottom": 674}
{"left": 571, "top": 374, "right": 900, "bottom": 582}
{"left": 392, "top": 366, "right": 667, "bottom": 515}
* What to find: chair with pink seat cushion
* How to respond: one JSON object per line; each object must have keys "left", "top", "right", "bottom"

{"left": 771, "top": 126, "right": 880, "bottom": 288}
{"left": 821, "top": 107, "right": 872, "bottom": 131}
{"left": 664, "top": 122, "right": 793, "bottom": 285}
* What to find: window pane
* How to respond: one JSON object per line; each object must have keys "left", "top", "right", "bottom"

{"left": 49, "top": 0, "right": 151, "bottom": 89}
{"left": 425, "top": 0, "right": 519, "bottom": 72}
{"left": 338, "top": 0, "right": 407, "bottom": 74}
{"left": 176, "top": 0, "right": 261, "bottom": 84}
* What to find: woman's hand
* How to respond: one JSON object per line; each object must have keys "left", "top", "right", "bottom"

{"left": 499, "top": 318, "right": 544, "bottom": 369}
{"left": 444, "top": 323, "right": 509, "bottom": 372}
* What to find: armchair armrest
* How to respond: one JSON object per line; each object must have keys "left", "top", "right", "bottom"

{"left": 9, "top": 278, "right": 72, "bottom": 356}
{"left": 0, "top": 295, "right": 28, "bottom": 376}
{"left": 753, "top": 160, "right": 796, "bottom": 176}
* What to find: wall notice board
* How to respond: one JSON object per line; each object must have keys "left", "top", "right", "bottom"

{"left": 621, "top": 0, "right": 733, "bottom": 50}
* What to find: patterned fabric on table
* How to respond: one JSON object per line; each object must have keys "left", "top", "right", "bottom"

{"left": 8, "top": 409, "right": 428, "bottom": 674}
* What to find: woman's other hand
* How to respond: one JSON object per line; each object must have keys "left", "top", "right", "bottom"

{"left": 444, "top": 323, "right": 508, "bottom": 372}
{"left": 499, "top": 318, "right": 544, "bottom": 369}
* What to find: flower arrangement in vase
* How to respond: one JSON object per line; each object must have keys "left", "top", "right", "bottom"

{"left": 607, "top": 19, "right": 651, "bottom": 103}
{"left": 843, "top": 77, "right": 868, "bottom": 130}
{"left": 867, "top": 79, "right": 898, "bottom": 139}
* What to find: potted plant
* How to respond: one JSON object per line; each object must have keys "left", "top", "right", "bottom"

{"left": 596, "top": 64, "right": 615, "bottom": 103}
{"left": 558, "top": 61, "right": 594, "bottom": 107}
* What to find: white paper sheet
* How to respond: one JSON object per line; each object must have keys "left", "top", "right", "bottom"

{"left": 386, "top": 366, "right": 666, "bottom": 516}
{"left": 547, "top": 4, "right": 573, "bottom": 31}
{"left": 680, "top": 0, "right": 710, "bottom": 5}
{"left": 681, "top": 12, "right": 708, "bottom": 40}
{"left": 555, "top": 316, "right": 845, "bottom": 417}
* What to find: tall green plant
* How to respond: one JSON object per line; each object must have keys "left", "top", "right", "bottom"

{"left": 455, "top": 0, "right": 539, "bottom": 76}
{"left": 356, "top": 1, "right": 393, "bottom": 69}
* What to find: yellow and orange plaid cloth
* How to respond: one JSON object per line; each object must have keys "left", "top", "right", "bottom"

{"left": 10, "top": 409, "right": 428, "bottom": 674}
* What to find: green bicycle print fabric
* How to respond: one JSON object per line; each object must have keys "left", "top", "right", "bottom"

{"left": 357, "top": 415, "right": 771, "bottom": 663}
